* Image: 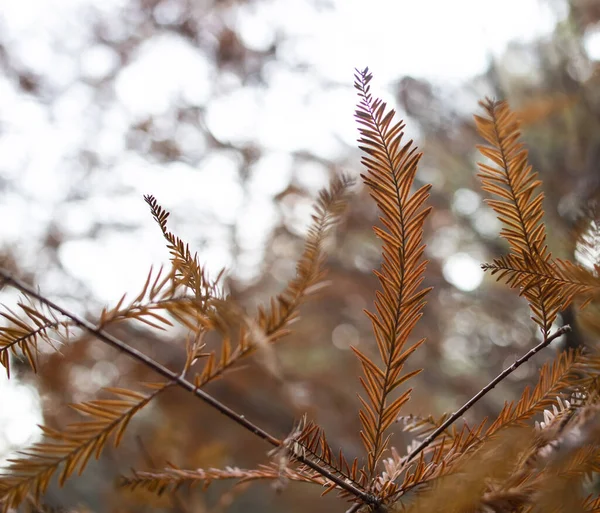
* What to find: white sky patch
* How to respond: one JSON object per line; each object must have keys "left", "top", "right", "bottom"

{"left": 332, "top": 323, "right": 360, "bottom": 350}
{"left": 443, "top": 252, "right": 484, "bottom": 292}
{"left": 309, "top": 86, "right": 362, "bottom": 149}
{"left": 270, "top": 0, "right": 562, "bottom": 84}
{"left": 235, "top": 1, "right": 278, "bottom": 52}
{"left": 0, "top": 376, "right": 43, "bottom": 460}
{"left": 294, "top": 160, "right": 329, "bottom": 196}
{"left": 453, "top": 188, "right": 481, "bottom": 216}
{"left": 59, "top": 232, "right": 158, "bottom": 302}
{"left": 575, "top": 220, "right": 600, "bottom": 273}
{"left": 235, "top": 198, "right": 279, "bottom": 282}
{"left": 119, "top": 153, "right": 245, "bottom": 223}
{"left": 473, "top": 208, "right": 503, "bottom": 238}
{"left": 237, "top": 198, "right": 280, "bottom": 248}
{"left": 282, "top": 195, "right": 316, "bottom": 237}
{"left": 115, "top": 34, "right": 213, "bottom": 116}
{"left": 584, "top": 27, "right": 600, "bottom": 61}
{"left": 248, "top": 152, "right": 293, "bottom": 197}
{"left": 206, "top": 86, "right": 263, "bottom": 144}
{"left": 254, "top": 68, "right": 348, "bottom": 158}
{"left": 79, "top": 44, "right": 121, "bottom": 81}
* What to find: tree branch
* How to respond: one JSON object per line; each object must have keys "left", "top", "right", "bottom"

{"left": 0, "top": 269, "right": 376, "bottom": 505}
{"left": 399, "top": 325, "right": 571, "bottom": 470}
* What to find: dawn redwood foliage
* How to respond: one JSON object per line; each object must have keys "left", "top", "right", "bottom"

{"left": 1, "top": 68, "right": 600, "bottom": 513}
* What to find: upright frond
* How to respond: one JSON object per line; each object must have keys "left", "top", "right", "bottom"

{"left": 475, "top": 99, "right": 548, "bottom": 260}
{"left": 475, "top": 99, "right": 559, "bottom": 335}
{"left": 0, "top": 383, "right": 172, "bottom": 512}
{"left": 354, "top": 68, "right": 432, "bottom": 483}
{"left": 194, "top": 174, "right": 354, "bottom": 387}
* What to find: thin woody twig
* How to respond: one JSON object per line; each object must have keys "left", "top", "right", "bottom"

{"left": 398, "top": 325, "right": 571, "bottom": 472}
{"left": 345, "top": 504, "right": 362, "bottom": 513}
{"left": 0, "top": 269, "right": 376, "bottom": 506}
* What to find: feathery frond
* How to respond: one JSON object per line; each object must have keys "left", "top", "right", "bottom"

{"left": 97, "top": 265, "right": 228, "bottom": 335}
{"left": 398, "top": 413, "right": 456, "bottom": 442}
{"left": 0, "top": 300, "right": 73, "bottom": 378}
{"left": 354, "top": 67, "right": 432, "bottom": 483}
{"left": 0, "top": 383, "right": 172, "bottom": 512}
{"left": 584, "top": 493, "right": 600, "bottom": 512}
{"left": 120, "top": 462, "right": 321, "bottom": 496}
{"left": 404, "top": 427, "right": 535, "bottom": 513}
{"left": 482, "top": 254, "right": 597, "bottom": 312}
{"left": 3, "top": 68, "right": 600, "bottom": 513}
{"left": 484, "top": 350, "right": 583, "bottom": 437}
{"left": 255, "top": 173, "right": 355, "bottom": 340}
{"left": 98, "top": 266, "right": 177, "bottom": 330}
{"left": 388, "top": 352, "right": 596, "bottom": 506}
{"left": 475, "top": 99, "right": 548, "bottom": 260}
{"left": 475, "top": 99, "right": 558, "bottom": 335}
{"left": 194, "top": 174, "right": 354, "bottom": 387}
{"left": 294, "top": 419, "right": 366, "bottom": 497}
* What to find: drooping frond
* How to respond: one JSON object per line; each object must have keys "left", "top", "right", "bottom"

{"left": 255, "top": 173, "right": 355, "bottom": 340}
{"left": 0, "top": 300, "right": 73, "bottom": 378}
{"left": 400, "top": 408, "right": 600, "bottom": 513}
{"left": 194, "top": 174, "right": 354, "bottom": 387}
{"left": 97, "top": 265, "right": 224, "bottom": 335}
{"left": 382, "top": 351, "right": 600, "bottom": 507}
{"left": 482, "top": 254, "right": 596, "bottom": 317}
{"left": 484, "top": 350, "right": 585, "bottom": 437}
{"left": 386, "top": 353, "right": 589, "bottom": 506}
{"left": 353, "top": 67, "right": 432, "bottom": 482}
{"left": 98, "top": 266, "right": 177, "bottom": 330}
{"left": 475, "top": 99, "right": 558, "bottom": 335}
{"left": 144, "top": 195, "right": 224, "bottom": 301}
{"left": 120, "top": 461, "right": 321, "bottom": 496}
{"left": 0, "top": 383, "right": 172, "bottom": 512}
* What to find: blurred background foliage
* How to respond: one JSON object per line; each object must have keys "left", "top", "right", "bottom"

{"left": 0, "top": 0, "right": 599, "bottom": 511}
